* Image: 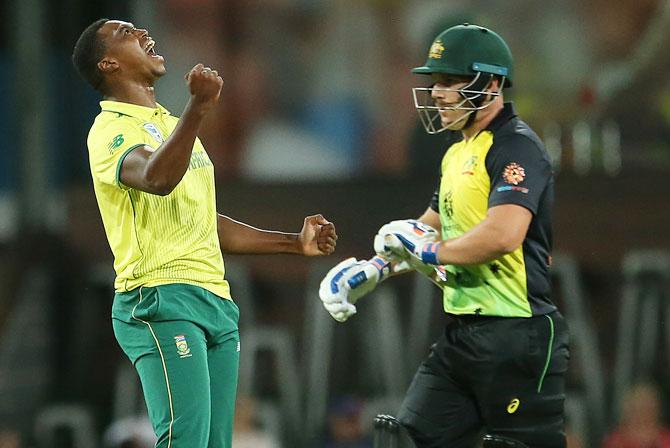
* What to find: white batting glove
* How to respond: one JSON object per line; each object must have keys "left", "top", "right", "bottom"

{"left": 374, "top": 219, "right": 441, "bottom": 263}
{"left": 373, "top": 219, "right": 450, "bottom": 286}
{"left": 319, "top": 256, "right": 391, "bottom": 322}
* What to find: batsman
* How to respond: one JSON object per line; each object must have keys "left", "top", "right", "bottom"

{"left": 320, "top": 24, "right": 570, "bottom": 448}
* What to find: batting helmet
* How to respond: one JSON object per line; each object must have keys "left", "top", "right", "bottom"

{"left": 412, "top": 23, "right": 514, "bottom": 86}
{"left": 411, "top": 24, "right": 513, "bottom": 134}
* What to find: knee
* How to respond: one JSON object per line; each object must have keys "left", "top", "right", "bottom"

{"left": 396, "top": 408, "right": 438, "bottom": 448}
{"left": 397, "top": 406, "right": 421, "bottom": 437}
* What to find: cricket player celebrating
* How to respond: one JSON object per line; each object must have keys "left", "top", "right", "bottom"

{"left": 320, "top": 24, "right": 569, "bottom": 448}
{"left": 72, "top": 19, "right": 337, "bottom": 448}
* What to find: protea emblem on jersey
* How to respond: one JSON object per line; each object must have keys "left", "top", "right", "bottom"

{"left": 502, "top": 162, "right": 525, "bottom": 185}
{"left": 174, "top": 335, "right": 192, "bottom": 358}
{"left": 429, "top": 40, "right": 445, "bottom": 59}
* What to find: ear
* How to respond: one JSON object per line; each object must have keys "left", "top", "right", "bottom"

{"left": 486, "top": 76, "right": 501, "bottom": 91}
{"left": 97, "top": 57, "right": 119, "bottom": 74}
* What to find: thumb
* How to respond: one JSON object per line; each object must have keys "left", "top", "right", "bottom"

{"left": 306, "top": 214, "right": 329, "bottom": 226}
{"left": 315, "top": 214, "right": 330, "bottom": 225}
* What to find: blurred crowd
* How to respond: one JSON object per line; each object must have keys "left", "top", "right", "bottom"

{"left": 138, "top": 0, "right": 670, "bottom": 181}
{"left": 46, "top": 0, "right": 669, "bottom": 187}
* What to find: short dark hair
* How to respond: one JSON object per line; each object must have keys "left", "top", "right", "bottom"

{"left": 72, "top": 18, "right": 109, "bottom": 92}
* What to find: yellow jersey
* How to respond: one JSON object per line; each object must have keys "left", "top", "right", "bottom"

{"left": 429, "top": 103, "right": 555, "bottom": 317}
{"left": 87, "top": 100, "right": 231, "bottom": 299}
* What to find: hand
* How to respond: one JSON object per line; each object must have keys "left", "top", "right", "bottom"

{"left": 319, "top": 256, "right": 391, "bottom": 322}
{"left": 299, "top": 214, "right": 337, "bottom": 256}
{"left": 374, "top": 219, "right": 442, "bottom": 264}
{"left": 185, "top": 63, "right": 224, "bottom": 111}
{"left": 380, "top": 234, "right": 442, "bottom": 265}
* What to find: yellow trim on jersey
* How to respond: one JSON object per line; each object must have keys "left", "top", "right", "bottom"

{"left": 87, "top": 100, "right": 231, "bottom": 300}
{"left": 438, "top": 131, "right": 531, "bottom": 317}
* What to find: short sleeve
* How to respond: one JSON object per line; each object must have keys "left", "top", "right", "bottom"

{"left": 88, "top": 122, "right": 149, "bottom": 190}
{"left": 486, "top": 134, "right": 552, "bottom": 215}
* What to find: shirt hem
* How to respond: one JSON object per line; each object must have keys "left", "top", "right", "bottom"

{"left": 115, "top": 279, "right": 232, "bottom": 301}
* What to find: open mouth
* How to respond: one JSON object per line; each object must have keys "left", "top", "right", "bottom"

{"left": 144, "top": 39, "right": 160, "bottom": 58}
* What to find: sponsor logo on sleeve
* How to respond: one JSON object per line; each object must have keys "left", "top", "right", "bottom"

{"left": 499, "top": 162, "right": 529, "bottom": 193}
{"left": 496, "top": 185, "right": 529, "bottom": 193}
{"left": 502, "top": 162, "right": 525, "bottom": 185}
{"left": 107, "top": 134, "right": 124, "bottom": 152}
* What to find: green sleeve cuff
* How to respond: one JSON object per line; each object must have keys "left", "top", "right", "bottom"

{"left": 115, "top": 144, "right": 146, "bottom": 189}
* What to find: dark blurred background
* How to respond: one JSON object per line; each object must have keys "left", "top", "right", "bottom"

{"left": 1, "top": 0, "right": 669, "bottom": 447}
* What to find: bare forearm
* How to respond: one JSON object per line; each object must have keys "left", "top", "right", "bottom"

{"left": 436, "top": 205, "right": 531, "bottom": 265}
{"left": 437, "top": 220, "right": 515, "bottom": 265}
{"left": 143, "top": 99, "right": 207, "bottom": 192}
{"left": 217, "top": 214, "right": 301, "bottom": 255}
{"left": 417, "top": 207, "right": 441, "bottom": 230}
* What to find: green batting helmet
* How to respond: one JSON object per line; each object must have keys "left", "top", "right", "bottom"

{"left": 412, "top": 24, "right": 514, "bottom": 87}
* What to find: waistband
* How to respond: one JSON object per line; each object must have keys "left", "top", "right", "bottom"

{"left": 446, "top": 313, "right": 508, "bottom": 326}
{"left": 446, "top": 311, "right": 562, "bottom": 326}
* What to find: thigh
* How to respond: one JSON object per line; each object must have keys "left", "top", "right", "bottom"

{"left": 116, "top": 318, "right": 213, "bottom": 448}
{"left": 206, "top": 332, "right": 240, "bottom": 448}
{"left": 475, "top": 313, "right": 570, "bottom": 448}
{"left": 398, "top": 336, "right": 482, "bottom": 448}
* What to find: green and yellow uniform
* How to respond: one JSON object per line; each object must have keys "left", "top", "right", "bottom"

{"left": 87, "top": 100, "right": 239, "bottom": 448}
{"left": 88, "top": 100, "right": 230, "bottom": 299}
{"left": 400, "top": 103, "right": 569, "bottom": 447}
{"left": 429, "top": 103, "right": 555, "bottom": 318}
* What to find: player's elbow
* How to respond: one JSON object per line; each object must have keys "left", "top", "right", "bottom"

{"left": 494, "top": 232, "right": 524, "bottom": 255}
{"left": 153, "top": 186, "right": 175, "bottom": 196}
{"left": 498, "top": 239, "right": 521, "bottom": 255}
{"left": 143, "top": 177, "right": 175, "bottom": 195}
{"left": 142, "top": 170, "right": 179, "bottom": 196}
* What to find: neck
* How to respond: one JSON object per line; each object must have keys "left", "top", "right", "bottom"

{"left": 103, "top": 80, "right": 157, "bottom": 108}
{"left": 461, "top": 98, "right": 504, "bottom": 140}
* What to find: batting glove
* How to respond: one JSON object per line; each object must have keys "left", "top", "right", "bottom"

{"left": 374, "top": 219, "right": 442, "bottom": 265}
{"left": 319, "top": 256, "right": 391, "bottom": 322}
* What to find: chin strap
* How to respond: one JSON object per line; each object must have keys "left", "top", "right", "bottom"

{"left": 460, "top": 73, "right": 495, "bottom": 129}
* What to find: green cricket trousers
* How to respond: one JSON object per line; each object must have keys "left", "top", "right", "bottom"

{"left": 112, "top": 283, "right": 240, "bottom": 448}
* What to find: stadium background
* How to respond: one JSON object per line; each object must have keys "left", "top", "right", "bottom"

{"left": 0, "top": 0, "right": 669, "bottom": 446}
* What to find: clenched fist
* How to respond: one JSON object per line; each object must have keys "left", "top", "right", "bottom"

{"left": 185, "top": 63, "right": 223, "bottom": 111}
{"left": 298, "top": 214, "right": 337, "bottom": 256}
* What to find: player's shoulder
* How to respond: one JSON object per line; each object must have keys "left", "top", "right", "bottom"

{"left": 87, "top": 111, "right": 141, "bottom": 148}
{"left": 489, "top": 115, "right": 549, "bottom": 163}
{"left": 494, "top": 114, "right": 543, "bottom": 148}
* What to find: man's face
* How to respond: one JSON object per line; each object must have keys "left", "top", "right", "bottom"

{"left": 97, "top": 20, "right": 166, "bottom": 83}
{"left": 430, "top": 74, "right": 472, "bottom": 130}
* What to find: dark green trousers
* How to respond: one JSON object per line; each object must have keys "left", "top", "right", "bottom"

{"left": 112, "top": 284, "right": 240, "bottom": 448}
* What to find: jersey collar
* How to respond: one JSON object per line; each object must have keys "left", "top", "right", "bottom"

{"left": 484, "top": 102, "right": 516, "bottom": 133}
{"left": 99, "top": 100, "right": 171, "bottom": 121}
